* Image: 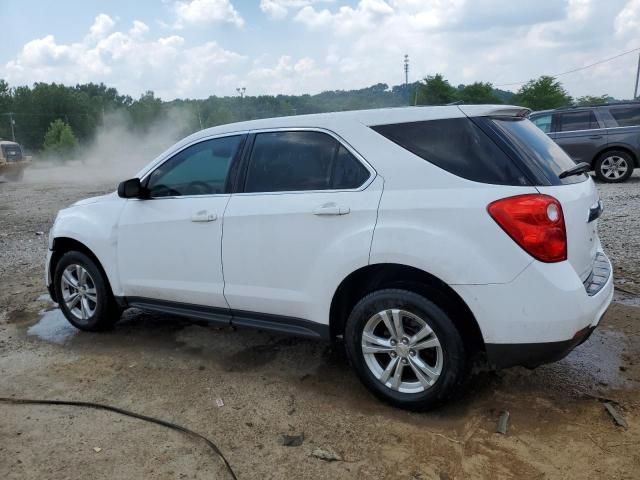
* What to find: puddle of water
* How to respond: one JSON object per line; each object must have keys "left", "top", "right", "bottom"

{"left": 37, "top": 293, "right": 54, "bottom": 302}
{"left": 27, "top": 308, "right": 78, "bottom": 345}
{"left": 561, "top": 328, "right": 629, "bottom": 389}
{"left": 614, "top": 291, "right": 640, "bottom": 307}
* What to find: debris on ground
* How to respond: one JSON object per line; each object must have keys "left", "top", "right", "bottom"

{"left": 215, "top": 397, "right": 224, "bottom": 407}
{"left": 603, "top": 402, "right": 628, "bottom": 428}
{"left": 496, "top": 410, "right": 510, "bottom": 434}
{"left": 92, "top": 447, "right": 102, "bottom": 453}
{"left": 278, "top": 433, "right": 304, "bottom": 447}
{"left": 311, "top": 447, "right": 342, "bottom": 462}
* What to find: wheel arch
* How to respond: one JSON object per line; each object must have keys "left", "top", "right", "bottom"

{"left": 329, "top": 263, "right": 485, "bottom": 354}
{"left": 50, "top": 237, "right": 115, "bottom": 303}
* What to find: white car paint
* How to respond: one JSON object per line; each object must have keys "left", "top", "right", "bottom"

{"left": 47, "top": 105, "right": 612, "bottom": 353}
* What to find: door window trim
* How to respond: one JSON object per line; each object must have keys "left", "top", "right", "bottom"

{"left": 235, "top": 127, "right": 376, "bottom": 196}
{"left": 139, "top": 133, "right": 248, "bottom": 200}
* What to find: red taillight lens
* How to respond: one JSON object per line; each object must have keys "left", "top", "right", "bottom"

{"left": 487, "top": 194, "right": 567, "bottom": 263}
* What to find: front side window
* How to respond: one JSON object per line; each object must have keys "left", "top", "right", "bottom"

{"left": 557, "top": 111, "right": 599, "bottom": 132}
{"left": 609, "top": 106, "right": 640, "bottom": 127}
{"left": 147, "top": 135, "right": 243, "bottom": 198}
{"left": 244, "top": 131, "right": 369, "bottom": 193}
{"left": 531, "top": 114, "right": 552, "bottom": 133}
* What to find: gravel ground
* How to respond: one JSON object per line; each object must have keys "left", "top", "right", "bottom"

{"left": 0, "top": 168, "right": 639, "bottom": 479}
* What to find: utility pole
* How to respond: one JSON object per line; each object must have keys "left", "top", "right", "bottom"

{"left": 404, "top": 54, "right": 409, "bottom": 86}
{"left": 9, "top": 112, "right": 15, "bottom": 142}
{"left": 634, "top": 52, "right": 640, "bottom": 99}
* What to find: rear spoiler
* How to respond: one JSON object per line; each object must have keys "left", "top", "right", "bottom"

{"left": 458, "top": 105, "right": 531, "bottom": 118}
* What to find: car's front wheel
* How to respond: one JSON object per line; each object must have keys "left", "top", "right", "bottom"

{"left": 53, "top": 251, "right": 121, "bottom": 331}
{"left": 344, "top": 289, "right": 466, "bottom": 411}
{"left": 595, "top": 150, "right": 634, "bottom": 183}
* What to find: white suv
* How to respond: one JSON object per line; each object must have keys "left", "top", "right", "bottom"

{"left": 46, "top": 105, "right": 613, "bottom": 410}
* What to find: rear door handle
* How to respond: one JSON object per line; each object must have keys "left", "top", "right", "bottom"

{"left": 313, "top": 204, "right": 350, "bottom": 216}
{"left": 589, "top": 135, "right": 603, "bottom": 139}
{"left": 191, "top": 211, "right": 217, "bottom": 222}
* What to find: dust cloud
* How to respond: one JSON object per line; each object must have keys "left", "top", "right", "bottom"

{"left": 24, "top": 109, "right": 194, "bottom": 186}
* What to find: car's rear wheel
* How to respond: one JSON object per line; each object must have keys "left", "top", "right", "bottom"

{"left": 344, "top": 289, "right": 466, "bottom": 411}
{"left": 595, "top": 150, "right": 634, "bottom": 183}
{"left": 53, "top": 251, "right": 120, "bottom": 331}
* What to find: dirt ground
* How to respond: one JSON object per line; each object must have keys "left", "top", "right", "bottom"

{"left": 0, "top": 169, "right": 639, "bottom": 479}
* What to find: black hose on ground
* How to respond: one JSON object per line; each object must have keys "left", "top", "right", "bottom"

{"left": 0, "top": 396, "right": 238, "bottom": 480}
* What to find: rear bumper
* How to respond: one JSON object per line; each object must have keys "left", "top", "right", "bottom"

{"left": 486, "top": 326, "right": 595, "bottom": 369}
{"left": 453, "top": 249, "right": 613, "bottom": 368}
{"left": 0, "top": 160, "right": 30, "bottom": 172}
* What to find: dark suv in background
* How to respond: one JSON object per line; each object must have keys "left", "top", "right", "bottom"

{"left": 530, "top": 102, "right": 640, "bottom": 183}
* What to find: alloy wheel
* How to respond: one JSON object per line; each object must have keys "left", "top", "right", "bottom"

{"left": 361, "top": 309, "right": 443, "bottom": 394}
{"left": 600, "top": 155, "right": 629, "bottom": 180}
{"left": 60, "top": 264, "right": 98, "bottom": 322}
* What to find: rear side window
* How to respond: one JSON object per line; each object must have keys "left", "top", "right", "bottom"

{"left": 244, "top": 131, "right": 369, "bottom": 193}
{"left": 556, "top": 111, "right": 599, "bottom": 132}
{"left": 609, "top": 106, "right": 640, "bottom": 127}
{"left": 371, "top": 118, "right": 530, "bottom": 186}
{"left": 491, "top": 118, "right": 586, "bottom": 185}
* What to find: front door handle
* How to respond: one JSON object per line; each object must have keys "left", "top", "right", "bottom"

{"left": 191, "top": 211, "right": 217, "bottom": 222}
{"left": 313, "top": 204, "right": 350, "bottom": 216}
{"left": 589, "top": 135, "right": 603, "bottom": 139}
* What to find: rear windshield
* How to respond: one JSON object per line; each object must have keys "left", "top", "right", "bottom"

{"left": 371, "top": 118, "right": 530, "bottom": 186}
{"left": 1, "top": 144, "right": 23, "bottom": 161}
{"left": 491, "top": 117, "right": 587, "bottom": 185}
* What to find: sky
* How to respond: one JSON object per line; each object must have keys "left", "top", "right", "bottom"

{"left": 1, "top": 0, "right": 639, "bottom": 100}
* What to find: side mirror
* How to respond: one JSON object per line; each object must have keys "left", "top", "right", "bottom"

{"left": 117, "top": 178, "right": 145, "bottom": 199}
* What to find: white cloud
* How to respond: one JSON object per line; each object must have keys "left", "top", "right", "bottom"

{"left": 248, "top": 55, "right": 331, "bottom": 94}
{"left": 2, "top": 15, "right": 245, "bottom": 99}
{"left": 87, "top": 13, "right": 116, "bottom": 41}
{"left": 260, "top": 0, "right": 332, "bottom": 20}
{"left": 173, "top": 0, "right": 244, "bottom": 28}
{"left": 615, "top": 0, "right": 640, "bottom": 35}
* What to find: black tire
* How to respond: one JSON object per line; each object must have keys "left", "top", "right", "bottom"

{"left": 53, "top": 251, "right": 121, "bottom": 331}
{"left": 594, "top": 150, "right": 634, "bottom": 183}
{"left": 344, "top": 289, "right": 466, "bottom": 411}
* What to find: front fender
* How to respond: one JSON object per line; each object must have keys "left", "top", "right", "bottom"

{"left": 50, "top": 199, "right": 125, "bottom": 295}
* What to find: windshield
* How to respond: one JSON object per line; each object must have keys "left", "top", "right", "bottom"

{"left": 491, "top": 117, "right": 587, "bottom": 185}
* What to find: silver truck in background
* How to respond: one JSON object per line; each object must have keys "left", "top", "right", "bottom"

{"left": 530, "top": 102, "right": 640, "bottom": 183}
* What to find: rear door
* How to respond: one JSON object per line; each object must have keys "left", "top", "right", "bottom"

{"left": 222, "top": 129, "right": 381, "bottom": 328}
{"left": 552, "top": 110, "right": 607, "bottom": 164}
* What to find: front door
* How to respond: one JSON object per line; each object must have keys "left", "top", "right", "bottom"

{"left": 117, "top": 134, "right": 245, "bottom": 308}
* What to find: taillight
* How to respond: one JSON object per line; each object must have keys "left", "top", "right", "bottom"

{"left": 487, "top": 194, "right": 567, "bottom": 263}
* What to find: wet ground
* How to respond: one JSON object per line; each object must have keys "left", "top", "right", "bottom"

{"left": 1, "top": 171, "right": 639, "bottom": 479}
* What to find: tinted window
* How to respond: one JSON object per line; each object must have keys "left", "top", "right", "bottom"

{"left": 609, "top": 106, "right": 640, "bottom": 127}
{"left": 147, "top": 135, "right": 243, "bottom": 197}
{"left": 244, "top": 131, "right": 369, "bottom": 192}
{"left": 491, "top": 118, "right": 586, "bottom": 185}
{"left": 333, "top": 145, "right": 370, "bottom": 189}
{"left": 531, "top": 114, "right": 552, "bottom": 133}
{"left": 371, "top": 118, "right": 530, "bottom": 186}
{"left": 557, "top": 111, "right": 599, "bottom": 132}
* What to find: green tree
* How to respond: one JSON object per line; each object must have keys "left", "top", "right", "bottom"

{"left": 512, "top": 76, "right": 572, "bottom": 110}
{"left": 458, "top": 82, "right": 502, "bottom": 104}
{"left": 43, "top": 119, "right": 77, "bottom": 158}
{"left": 415, "top": 74, "right": 458, "bottom": 105}
{"left": 575, "top": 94, "right": 613, "bottom": 106}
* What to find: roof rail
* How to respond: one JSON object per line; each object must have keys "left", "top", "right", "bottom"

{"left": 552, "top": 100, "right": 640, "bottom": 111}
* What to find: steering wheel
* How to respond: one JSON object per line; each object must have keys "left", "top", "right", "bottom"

{"left": 187, "top": 181, "right": 212, "bottom": 195}
{"left": 150, "top": 184, "right": 181, "bottom": 197}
